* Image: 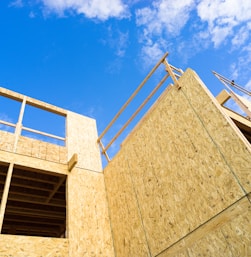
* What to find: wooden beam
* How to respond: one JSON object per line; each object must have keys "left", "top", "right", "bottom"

{"left": 68, "top": 153, "right": 78, "bottom": 171}
{"left": 216, "top": 90, "right": 231, "bottom": 105}
{"left": 0, "top": 163, "right": 14, "bottom": 232}
{"left": 0, "top": 87, "right": 67, "bottom": 116}
{"left": 46, "top": 176, "right": 66, "bottom": 203}
{"left": 221, "top": 106, "right": 251, "bottom": 129}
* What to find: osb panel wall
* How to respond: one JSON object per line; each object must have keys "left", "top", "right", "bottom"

{"left": 0, "top": 130, "right": 67, "bottom": 164}
{"left": 104, "top": 69, "right": 251, "bottom": 256}
{"left": 0, "top": 234, "right": 68, "bottom": 257}
{"left": 16, "top": 135, "right": 67, "bottom": 163}
{"left": 0, "top": 131, "right": 15, "bottom": 152}
{"left": 104, "top": 152, "right": 151, "bottom": 257}
{"left": 158, "top": 196, "right": 251, "bottom": 256}
{"left": 66, "top": 111, "right": 102, "bottom": 172}
{"left": 67, "top": 168, "right": 114, "bottom": 257}
{"left": 179, "top": 69, "right": 251, "bottom": 193}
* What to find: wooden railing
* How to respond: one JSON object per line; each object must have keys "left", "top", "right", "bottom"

{"left": 97, "top": 52, "right": 183, "bottom": 162}
{"left": 0, "top": 88, "right": 66, "bottom": 145}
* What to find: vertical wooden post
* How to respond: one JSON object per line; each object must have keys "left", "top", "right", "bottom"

{"left": 0, "top": 96, "right": 26, "bottom": 232}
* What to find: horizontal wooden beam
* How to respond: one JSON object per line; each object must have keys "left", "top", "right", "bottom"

{"left": 0, "top": 87, "right": 67, "bottom": 116}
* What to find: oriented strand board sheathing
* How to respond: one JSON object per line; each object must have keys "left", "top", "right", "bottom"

{"left": 15, "top": 135, "right": 67, "bottom": 164}
{"left": 104, "top": 68, "right": 250, "bottom": 256}
{"left": 0, "top": 131, "right": 15, "bottom": 152}
{"left": 67, "top": 168, "right": 114, "bottom": 257}
{"left": 66, "top": 111, "right": 102, "bottom": 172}
{"left": 158, "top": 197, "right": 251, "bottom": 256}
{"left": 0, "top": 234, "right": 68, "bottom": 257}
{"left": 179, "top": 69, "right": 251, "bottom": 193}
{"left": 0, "top": 149, "right": 68, "bottom": 175}
{"left": 104, "top": 152, "right": 151, "bottom": 257}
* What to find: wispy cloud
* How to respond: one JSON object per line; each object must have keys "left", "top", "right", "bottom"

{"left": 135, "top": 0, "right": 251, "bottom": 70}
{"left": 197, "top": 0, "right": 251, "bottom": 47}
{"left": 101, "top": 26, "right": 129, "bottom": 57}
{"left": 135, "top": 0, "right": 195, "bottom": 65}
{"left": 0, "top": 113, "right": 14, "bottom": 132}
{"left": 40, "top": 0, "right": 129, "bottom": 20}
{"left": 9, "top": 0, "right": 24, "bottom": 8}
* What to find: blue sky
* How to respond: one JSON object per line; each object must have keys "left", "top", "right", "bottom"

{"left": 0, "top": 0, "right": 251, "bottom": 156}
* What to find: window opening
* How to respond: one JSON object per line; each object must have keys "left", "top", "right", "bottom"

{"left": 22, "top": 104, "right": 65, "bottom": 146}
{"left": 0, "top": 96, "right": 21, "bottom": 133}
{"left": 1, "top": 164, "right": 66, "bottom": 238}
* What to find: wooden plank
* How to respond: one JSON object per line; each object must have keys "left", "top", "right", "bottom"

{"left": 46, "top": 176, "right": 66, "bottom": 203}
{"left": 68, "top": 153, "right": 78, "bottom": 171}
{"left": 0, "top": 163, "right": 14, "bottom": 232}
{"left": 0, "top": 150, "right": 69, "bottom": 176}
{"left": 0, "top": 87, "right": 67, "bottom": 116}
{"left": 216, "top": 89, "right": 231, "bottom": 105}
{"left": 221, "top": 106, "right": 251, "bottom": 129}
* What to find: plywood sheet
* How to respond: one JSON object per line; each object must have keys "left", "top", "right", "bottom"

{"left": 15, "top": 135, "right": 67, "bottom": 164}
{"left": 66, "top": 111, "right": 102, "bottom": 172}
{"left": 0, "top": 149, "right": 68, "bottom": 175}
{"left": 125, "top": 84, "right": 244, "bottom": 255}
{"left": 0, "top": 131, "right": 15, "bottom": 152}
{"left": 187, "top": 197, "right": 251, "bottom": 257}
{"left": 104, "top": 152, "right": 150, "bottom": 257}
{"left": 67, "top": 168, "right": 114, "bottom": 257}
{"left": 179, "top": 69, "right": 251, "bottom": 193}
{"left": 158, "top": 196, "right": 250, "bottom": 256}
{"left": 0, "top": 234, "right": 68, "bottom": 256}
{"left": 104, "top": 68, "right": 250, "bottom": 257}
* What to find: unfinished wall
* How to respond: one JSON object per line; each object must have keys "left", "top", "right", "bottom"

{"left": 0, "top": 235, "right": 68, "bottom": 256}
{"left": 67, "top": 168, "right": 115, "bottom": 257}
{"left": 66, "top": 111, "right": 102, "bottom": 172}
{"left": 0, "top": 98, "right": 113, "bottom": 256}
{"left": 66, "top": 111, "right": 114, "bottom": 257}
{"left": 104, "top": 69, "right": 251, "bottom": 257}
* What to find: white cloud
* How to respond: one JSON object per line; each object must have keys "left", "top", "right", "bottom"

{"left": 140, "top": 40, "right": 167, "bottom": 66}
{"left": 230, "top": 41, "right": 251, "bottom": 82}
{"left": 231, "top": 26, "right": 249, "bottom": 47}
{"left": 115, "top": 31, "right": 129, "bottom": 57}
{"left": 101, "top": 26, "right": 129, "bottom": 57}
{"left": 41, "top": 0, "right": 129, "bottom": 20}
{"left": 136, "top": 0, "right": 195, "bottom": 36}
{"left": 136, "top": 0, "right": 195, "bottom": 66}
{"left": 197, "top": 0, "right": 251, "bottom": 47}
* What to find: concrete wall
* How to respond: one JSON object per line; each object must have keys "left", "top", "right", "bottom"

{"left": 104, "top": 68, "right": 251, "bottom": 256}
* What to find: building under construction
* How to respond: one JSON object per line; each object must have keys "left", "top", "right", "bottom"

{"left": 0, "top": 53, "right": 250, "bottom": 256}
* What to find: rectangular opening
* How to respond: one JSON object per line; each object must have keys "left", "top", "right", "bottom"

{"left": 1, "top": 164, "right": 66, "bottom": 238}
{"left": 22, "top": 104, "right": 66, "bottom": 146}
{"left": 0, "top": 96, "right": 21, "bottom": 133}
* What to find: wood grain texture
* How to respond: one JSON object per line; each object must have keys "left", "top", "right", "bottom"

{"left": 67, "top": 168, "right": 114, "bottom": 257}
{"left": 0, "top": 234, "right": 68, "bottom": 257}
{"left": 104, "top": 151, "right": 151, "bottom": 257}
{"left": 179, "top": 69, "right": 251, "bottom": 193}
{"left": 66, "top": 111, "right": 102, "bottom": 172}
{"left": 0, "top": 131, "right": 15, "bottom": 152}
{"left": 104, "top": 68, "right": 250, "bottom": 256}
{"left": 158, "top": 196, "right": 251, "bottom": 256}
